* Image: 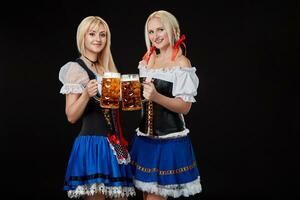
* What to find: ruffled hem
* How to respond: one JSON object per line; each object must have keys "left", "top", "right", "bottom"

{"left": 60, "top": 84, "right": 84, "bottom": 94}
{"left": 138, "top": 63, "right": 196, "bottom": 73}
{"left": 67, "top": 183, "right": 136, "bottom": 198}
{"left": 136, "top": 128, "right": 189, "bottom": 139}
{"left": 133, "top": 176, "right": 202, "bottom": 198}
{"left": 176, "top": 95, "right": 196, "bottom": 103}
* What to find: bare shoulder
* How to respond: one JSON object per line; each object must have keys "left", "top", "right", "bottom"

{"left": 176, "top": 55, "right": 192, "bottom": 68}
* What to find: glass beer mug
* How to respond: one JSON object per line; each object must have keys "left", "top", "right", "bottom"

{"left": 121, "top": 74, "right": 142, "bottom": 111}
{"left": 100, "top": 72, "right": 121, "bottom": 109}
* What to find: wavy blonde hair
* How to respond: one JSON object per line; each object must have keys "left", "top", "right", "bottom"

{"left": 76, "top": 16, "right": 117, "bottom": 72}
{"left": 144, "top": 10, "right": 181, "bottom": 51}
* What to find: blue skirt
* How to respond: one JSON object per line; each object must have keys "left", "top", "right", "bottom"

{"left": 130, "top": 135, "right": 202, "bottom": 198}
{"left": 64, "top": 135, "right": 135, "bottom": 198}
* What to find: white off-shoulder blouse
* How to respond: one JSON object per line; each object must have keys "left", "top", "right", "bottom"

{"left": 138, "top": 64, "right": 199, "bottom": 102}
{"left": 137, "top": 63, "right": 199, "bottom": 139}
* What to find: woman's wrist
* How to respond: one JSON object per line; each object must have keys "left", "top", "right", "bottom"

{"left": 82, "top": 89, "right": 91, "bottom": 99}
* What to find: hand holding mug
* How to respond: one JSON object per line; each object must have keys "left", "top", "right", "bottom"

{"left": 143, "top": 79, "right": 157, "bottom": 101}
{"left": 86, "top": 79, "right": 98, "bottom": 97}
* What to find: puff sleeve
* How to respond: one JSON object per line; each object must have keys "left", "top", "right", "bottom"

{"left": 58, "top": 61, "right": 89, "bottom": 94}
{"left": 172, "top": 67, "right": 199, "bottom": 102}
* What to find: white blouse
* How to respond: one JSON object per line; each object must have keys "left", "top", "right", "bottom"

{"left": 58, "top": 61, "right": 102, "bottom": 95}
{"left": 138, "top": 64, "right": 199, "bottom": 102}
{"left": 137, "top": 63, "right": 199, "bottom": 139}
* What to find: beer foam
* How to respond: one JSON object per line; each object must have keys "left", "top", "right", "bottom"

{"left": 103, "top": 72, "right": 120, "bottom": 78}
{"left": 121, "top": 74, "right": 139, "bottom": 81}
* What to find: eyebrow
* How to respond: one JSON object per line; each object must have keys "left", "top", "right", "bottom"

{"left": 88, "top": 30, "right": 106, "bottom": 33}
{"left": 148, "top": 26, "right": 164, "bottom": 31}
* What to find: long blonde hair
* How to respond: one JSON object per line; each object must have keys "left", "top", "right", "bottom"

{"left": 144, "top": 10, "right": 181, "bottom": 51}
{"left": 76, "top": 16, "right": 117, "bottom": 72}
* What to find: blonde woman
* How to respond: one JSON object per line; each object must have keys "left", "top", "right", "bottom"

{"left": 130, "top": 10, "right": 202, "bottom": 200}
{"left": 59, "top": 16, "right": 135, "bottom": 200}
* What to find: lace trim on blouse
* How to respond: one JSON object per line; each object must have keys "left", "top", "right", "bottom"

{"left": 58, "top": 61, "right": 103, "bottom": 94}
{"left": 60, "top": 84, "right": 84, "bottom": 94}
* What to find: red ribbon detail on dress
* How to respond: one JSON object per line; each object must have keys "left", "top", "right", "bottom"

{"left": 171, "top": 34, "right": 186, "bottom": 61}
{"left": 108, "top": 134, "right": 119, "bottom": 144}
{"left": 142, "top": 46, "right": 156, "bottom": 63}
{"left": 114, "top": 109, "right": 128, "bottom": 147}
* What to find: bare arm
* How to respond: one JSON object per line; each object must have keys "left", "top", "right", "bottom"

{"left": 65, "top": 79, "right": 98, "bottom": 123}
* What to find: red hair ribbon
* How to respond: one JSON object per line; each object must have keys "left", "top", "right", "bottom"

{"left": 142, "top": 46, "right": 156, "bottom": 63}
{"left": 171, "top": 34, "right": 186, "bottom": 61}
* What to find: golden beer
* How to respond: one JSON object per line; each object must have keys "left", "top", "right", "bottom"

{"left": 100, "top": 72, "right": 121, "bottom": 109}
{"left": 121, "top": 74, "right": 142, "bottom": 111}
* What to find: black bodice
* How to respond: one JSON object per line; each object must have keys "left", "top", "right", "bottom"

{"left": 79, "top": 100, "right": 115, "bottom": 136}
{"left": 75, "top": 58, "right": 116, "bottom": 136}
{"left": 139, "top": 78, "right": 185, "bottom": 136}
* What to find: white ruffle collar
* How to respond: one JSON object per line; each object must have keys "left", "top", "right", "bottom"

{"left": 138, "top": 63, "right": 196, "bottom": 73}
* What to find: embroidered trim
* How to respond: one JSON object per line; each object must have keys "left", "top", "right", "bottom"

{"left": 146, "top": 100, "right": 154, "bottom": 136}
{"left": 131, "top": 160, "right": 197, "bottom": 175}
{"left": 102, "top": 108, "right": 113, "bottom": 131}
{"left": 67, "top": 183, "right": 135, "bottom": 198}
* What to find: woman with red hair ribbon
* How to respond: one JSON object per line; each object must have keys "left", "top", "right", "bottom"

{"left": 130, "top": 10, "right": 202, "bottom": 200}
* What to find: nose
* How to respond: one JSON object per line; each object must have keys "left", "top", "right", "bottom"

{"left": 152, "top": 32, "right": 158, "bottom": 40}
{"left": 95, "top": 34, "right": 101, "bottom": 41}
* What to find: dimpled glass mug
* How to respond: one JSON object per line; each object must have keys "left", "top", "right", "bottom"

{"left": 100, "top": 72, "right": 121, "bottom": 109}
{"left": 121, "top": 74, "right": 142, "bottom": 111}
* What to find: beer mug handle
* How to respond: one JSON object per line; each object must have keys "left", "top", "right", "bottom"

{"left": 93, "top": 75, "right": 102, "bottom": 102}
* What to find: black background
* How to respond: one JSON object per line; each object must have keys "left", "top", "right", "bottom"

{"left": 0, "top": 0, "right": 296, "bottom": 199}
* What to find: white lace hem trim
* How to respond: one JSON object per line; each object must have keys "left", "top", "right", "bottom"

{"left": 60, "top": 84, "right": 84, "bottom": 94}
{"left": 133, "top": 176, "right": 202, "bottom": 198}
{"left": 67, "top": 183, "right": 135, "bottom": 198}
{"left": 136, "top": 128, "right": 189, "bottom": 139}
{"left": 107, "top": 138, "right": 131, "bottom": 165}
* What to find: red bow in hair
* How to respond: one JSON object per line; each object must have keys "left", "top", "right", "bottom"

{"left": 142, "top": 46, "right": 156, "bottom": 63}
{"left": 171, "top": 34, "right": 186, "bottom": 61}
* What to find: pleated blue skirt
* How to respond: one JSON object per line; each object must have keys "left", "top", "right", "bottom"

{"left": 130, "top": 135, "right": 202, "bottom": 198}
{"left": 64, "top": 135, "right": 135, "bottom": 198}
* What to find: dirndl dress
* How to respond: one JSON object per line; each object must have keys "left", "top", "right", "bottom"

{"left": 130, "top": 64, "right": 202, "bottom": 198}
{"left": 59, "top": 58, "right": 135, "bottom": 198}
